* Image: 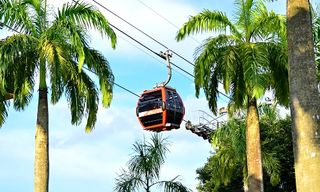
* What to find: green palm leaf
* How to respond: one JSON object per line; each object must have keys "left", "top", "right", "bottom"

{"left": 0, "top": 0, "right": 37, "bottom": 34}
{"left": 55, "top": 1, "right": 116, "bottom": 48}
{"left": 114, "top": 169, "right": 144, "bottom": 192}
{"left": 83, "top": 48, "right": 114, "bottom": 107}
{"left": 0, "top": 34, "right": 37, "bottom": 110}
{"left": 176, "top": 9, "right": 240, "bottom": 41}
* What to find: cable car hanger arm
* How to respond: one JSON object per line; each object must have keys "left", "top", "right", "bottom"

{"left": 155, "top": 50, "right": 172, "bottom": 88}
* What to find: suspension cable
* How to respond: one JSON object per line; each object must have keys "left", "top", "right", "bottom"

{"left": 91, "top": 0, "right": 196, "bottom": 67}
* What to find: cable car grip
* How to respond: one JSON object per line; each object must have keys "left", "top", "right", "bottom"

{"left": 155, "top": 50, "right": 172, "bottom": 88}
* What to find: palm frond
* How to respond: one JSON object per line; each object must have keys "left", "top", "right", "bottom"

{"left": 0, "top": 0, "right": 37, "bottom": 34}
{"left": 0, "top": 34, "right": 37, "bottom": 110}
{"left": 234, "top": 0, "right": 254, "bottom": 39}
{"left": 176, "top": 10, "right": 240, "bottom": 41}
{"left": 83, "top": 47, "right": 114, "bottom": 107}
{"left": 128, "top": 134, "right": 169, "bottom": 182}
{"left": 23, "top": 0, "right": 41, "bottom": 13}
{"left": 266, "top": 42, "right": 289, "bottom": 106}
{"left": 194, "top": 35, "right": 237, "bottom": 114}
{"left": 229, "top": 59, "right": 247, "bottom": 108}
{"left": 251, "top": 6, "right": 286, "bottom": 41}
{"left": 259, "top": 103, "right": 278, "bottom": 123}
{"left": 64, "top": 77, "right": 85, "bottom": 126}
{"left": 262, "top": 151, "right": 281, "bottom": 186}
{"left": 63, "top": 60, "right": 99, "bottom": 132}
{"left": 159, "top": 181, "right": 191, "bottom": 192}
{"left": 38, "top": 28, "right": 68, "bottom": 104}
{"left": 114, "top": 169, "right": 144, "bottom": 192}
{"left": 49, "top": 20, "right": 88, "bottom": 71}
{"left": 0, "top": 97, "right": 9, "bottom": 127}
{"left": 209, "top": 118, "right": 247, "bottom": 187}
{"left": 54, "top": 1, "right": 116, "bottom": 48}
{"left": 0, "top": 34, "right": 38, "bottom": 69}
{"left": 241, "top": 43, "right": 269, "bottom": 99}
{"left": 81, "top": 72, "right": 99, "bottom": 133}
{"left": 147, "top": 134, "right": 169, "bottom": 179}
{"left": 129, "top": 139, "right": 152, "bottom": 178}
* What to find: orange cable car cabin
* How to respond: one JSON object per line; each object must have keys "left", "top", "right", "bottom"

{"left": 136, "top": 86, "right": 185, "bottom": 132}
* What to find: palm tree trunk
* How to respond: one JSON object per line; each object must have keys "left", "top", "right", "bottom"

{"left": 287, "top": 0, "right": 320, "bottom": 191}
{"left": 145, "top": 171, "right": 150, "bottom": 192}
{"left": 246, "top": 98, "right": 263, "bottom": 192}
{"left": 34, "top": 88, "right": 49, "bottom": 192}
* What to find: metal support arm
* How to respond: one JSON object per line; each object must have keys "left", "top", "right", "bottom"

{"left": 155, "top": 50, "right": 172, "bottom": 88}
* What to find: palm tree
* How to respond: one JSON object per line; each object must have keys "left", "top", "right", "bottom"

{"left": 114, "top": 134, "right": 191, "bottom": 192}
{"left": 287, "top": 0, "right": 320, "bottom": 191}
{"left": 196, "top": 104, "right": 295, "bottom": 192}
{"left": 176, "top": 0, "right": 288, "bottom": 191}
{"left": 0, "top": 1, "right": 116, "bottom": 191}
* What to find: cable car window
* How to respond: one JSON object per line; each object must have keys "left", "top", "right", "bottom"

{"left": 137, "top": 90, "right": 162, "bottom": 113}
{"left": 166, "top": 90, "right": 175, "bottom": 110}
{"left": 166, "top": 90, "right": 183, "bottom": 111}
{"left": 172, "top": 91, "right": 183, "bottom": 111}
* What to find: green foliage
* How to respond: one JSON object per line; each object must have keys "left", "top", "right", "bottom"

{"left": 0, "top": 0, "right": 117, "bottom": 131}
{"left": 114, "top": 134, "right": 191, "bottom": 192}
{"left": 196, "top": 105, "right": 295, "bottom": 192}
{"left": 312, "top": 3, "right": 320, "bottom": 79}
{"left": 176, "top": 0, "right": 288, "bottom": 114}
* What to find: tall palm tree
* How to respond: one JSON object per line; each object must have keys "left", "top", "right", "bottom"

{"left": 0, "top": 0, "right": 116, "bottom": 191}
{"left": 176, "top": 0, "right": 288, "bottom": 191}
{"left": 196, "top": 104, "right": 295, "bottom": 192}
{"left": 287, "top": 0, "right": 320, "bottom": 191}
{"left": 114, "top": 134, "right": 191, "bottom": 192}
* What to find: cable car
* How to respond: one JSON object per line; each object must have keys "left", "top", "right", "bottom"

{"left": 136, "top": 86, "right": 185, "bottom": 132}
{"left": 136, "top": 50, "right": 185, "bottom": 132}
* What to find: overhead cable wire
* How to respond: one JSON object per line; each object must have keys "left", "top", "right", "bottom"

{"left": 111, "top": 24, "right": 194, "bottom": 80}
{"left": 118, "top": 34, "right": 193, "bottom": 82}
{"left": 135, "top": 0, "right": 201, "bottom": 44}
{"left": 112, "top": 82, "right": 140, "bottom": 97}
{"left": 106, "top": 22, "right": 163, "bottom": 58}
{"left": 136, "top": 0, "right": 179, "bottom": 31}
{"left": 82, "top": 67, "right": 140, "bottom": 97}
{"left": 91, "top": 0, "right": 196, "bottom": 67}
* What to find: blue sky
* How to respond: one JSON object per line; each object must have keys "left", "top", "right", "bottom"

{"left": 0, "top": 0, "right": 314, "bottom": 191}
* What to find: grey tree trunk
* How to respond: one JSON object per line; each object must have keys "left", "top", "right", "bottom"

{"left": 34, "top": 88, "right": 49, "bottom": 192}
{"left": 287, "top": 0, "right": 320, "bottom": 191}
{"left": 246, "top": 98, "right": 264, "bottom": 192}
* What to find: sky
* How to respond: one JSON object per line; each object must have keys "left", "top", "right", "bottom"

{"left": 0, "top": 0, "right": 315, "bottom": 191}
